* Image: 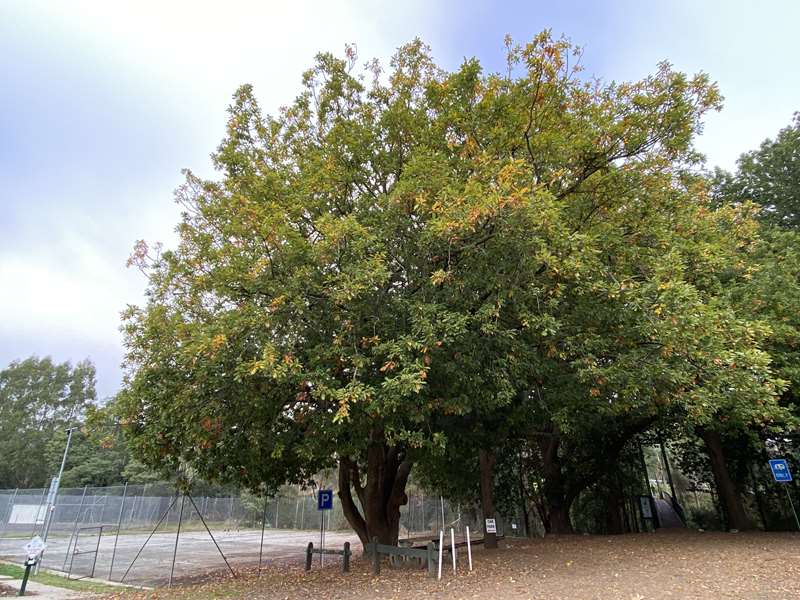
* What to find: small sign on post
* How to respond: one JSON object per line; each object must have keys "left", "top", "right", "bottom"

{"left": 19, "top": 536, "right": 46, "bottom": 596}
{"left": 485, "top": 518, "right": 497, "bottom": 534}
{"left": 639, "top": 495, "right": 654, "bottom": 519}
{"left": 769, "top": 458, "right": 800, "bottom": 530}
{"left": 25, "top": 535, "right": 46, "bottom": 561}
{"left": 317, "top": 490, "right": 333, "bottom": 567}
{"left": 770, "top": 459, "right": 792, "bottom": 482}
{"left": 317, "top": 490, "right": 333, "bottom": 511}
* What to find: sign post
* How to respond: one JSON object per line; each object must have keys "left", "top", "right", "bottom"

{"left": 317, "top": 490, "right": 333, "bottom": 567}
{"left": 769, "top": 459, "right": 800, "bottom": 530}
{"left": 19, "top": 536, "right": 46, "bottom": 596}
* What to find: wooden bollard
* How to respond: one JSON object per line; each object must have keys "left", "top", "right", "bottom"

{"left": 343, "top": 542, "right": 351, "bottom": 573}
{"left": 372, "top": 537, "right": 380, "bottom": 575}
{"left": 305, "top": 542, "right": 313, "bottom": 571}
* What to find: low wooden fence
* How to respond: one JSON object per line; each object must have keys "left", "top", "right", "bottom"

{"left": 305, "top": 541, "right": 352, "bottom": 572}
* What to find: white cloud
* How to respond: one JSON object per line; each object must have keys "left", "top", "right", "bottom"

{"left": 1, "top": 0, "right": 447, "bottom": 396}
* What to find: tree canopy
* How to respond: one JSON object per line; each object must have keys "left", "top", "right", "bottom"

{"left": 119, "top": 33, "right": 791, "bottom": 543}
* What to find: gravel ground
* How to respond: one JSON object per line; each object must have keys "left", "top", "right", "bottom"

{"left": 100, "top": 531, "right": 800, "bottom": 600}
{"left": 0, "top": 583, "right": 23, "bottom": 597}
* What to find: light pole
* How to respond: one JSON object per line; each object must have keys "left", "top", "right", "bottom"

{"left": 38, "top": 426, "right": 77, "bottom": 570}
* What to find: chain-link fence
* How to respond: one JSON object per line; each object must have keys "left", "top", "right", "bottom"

{"left": 0, "top": 484, "right": 525, "bottom": 587}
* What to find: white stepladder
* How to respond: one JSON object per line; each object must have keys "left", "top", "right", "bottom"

{"left": 466, "top": 525, "right": 473, "bottom": 571}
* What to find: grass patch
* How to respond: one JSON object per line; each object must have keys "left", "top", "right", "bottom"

{"left": 0, "top": 563, "right": 125, "bottom": 594}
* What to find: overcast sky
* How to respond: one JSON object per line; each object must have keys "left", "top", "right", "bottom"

{"left": 2, "top": 0, "right": 798, "bottom": 399}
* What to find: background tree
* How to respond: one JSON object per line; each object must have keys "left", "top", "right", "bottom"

{"left": 0, "top": 356, "right": 96, "bottom": 489}
{"left": 712, "top": 113, "right": 800, "bottom": 228}
{"left": 44, "top": 403, "right": 136, "bottom": 488}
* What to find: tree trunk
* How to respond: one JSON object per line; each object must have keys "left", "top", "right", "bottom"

{"left": 533, "top": 492, "right": 550, "bottom": 534}
{"left": 517, "top": 457, "right": 532, "bottom": 537}
{"left": 698, "top": 427, "right": 751, "bottom": 531}
{"left": 479, "top": 448, "right": 498, "bottom": 549}
{"left": 337, "top": 429, "right": 412, "bottom": 549}
{"left": 538, "top": 434, "right": 574, "bottom": 534}
{"left": 606, "top": 483, "right": 625, "bottom": 534}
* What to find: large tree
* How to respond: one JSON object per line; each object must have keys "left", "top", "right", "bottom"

{"left": 120, "top": 32, "right": 779, "bottom": 546}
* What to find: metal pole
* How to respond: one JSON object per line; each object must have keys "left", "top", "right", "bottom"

{"left": 42, "top": 427, "right": 77, "bottom": 545}
{"left": 419, "top": 492, "right": 425, "bottom": 531}
{"left": 258, "top": 495, "right": 267, "bottom": 576}
{"left": 319, "top": 506, "right": 324, "bottom": 567}
{"left": 785, "top": 486, "right": 800, "bottom": 531}
{"left": 18, "top": 560, "right": 34, "bottom": 596}
{"left": 437, "top": 530, "right": 443, "bottom": 580}
{"left": 120, "top": 494, "right": 178, "bottom": 583}
{"left": 61, "top": 486, "right": 88, "bottom": 572}
{"left": 108, "top": 482, "right": 128, "bottom": 580}
{"left": 440, "top": 496, "right": 445, "bottom": 532}
{"left": 90, "top": 526, "right": 103, "bottom": 578}
{"left": 408, "top": 495, "right": 414, "bottom": 535}
{"left": 185, "top": 494, "right": 236, "bottom": 578}
{"left": 466, "top": 526, "right": 472, "bottom": 571}
{"left": 168, "top": 494, "right": 186, "bottom": 588}
{"left": 450, "top": 527, "right": 456, "bottom": 573}
{"left": 29, "top": 488, "right": 46, "bottom": 539}
{"left": 659, "top": 438, "right": 678, "bottom": 502}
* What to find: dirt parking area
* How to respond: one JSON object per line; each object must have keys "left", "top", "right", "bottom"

{"left": 101, "top": 531, "right": 800, "bottom": 600}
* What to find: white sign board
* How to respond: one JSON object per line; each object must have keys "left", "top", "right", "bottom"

{"left": 639, "top": 496, "right": 653, "bottom": 519}
{"left": 25, "top": 535, "right": 46, "bottom": 560}
{"left": 485, "top": 518, "right": 497, "bottom": 534}
{"left": 10, "top": 505, "right": 46, "bottom": 525}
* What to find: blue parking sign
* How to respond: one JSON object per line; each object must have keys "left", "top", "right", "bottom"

{"left": 769, "top": 459, "right": 792, "bottom": 483}
{"left": 318, "top": 489, "right": 333, "bottom": 510}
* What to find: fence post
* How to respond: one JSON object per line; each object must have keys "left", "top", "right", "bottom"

{"left": 61, "top": 485, "right": 88, "bottom": 572}
{"left": 120, "top": 494, "right": 178, "bottom": 583}
{"left": 258, "top": 495, "right": 268, "bottom": 576}
{"left": 371, "top": 537, "right": 380, "bottom": 575}
{"left": 342, "top": 542, "right": 350, "bottom": 573}
{"left": 168, "top": 494, "right": 186, "bottom": 588}
{"left": 30, "top": 488, "right": 46, "bottom": 539}
{"left": 305, "top": 542, "right": 313, "bottom": 571}
{"left": 109, "top": 482, "right": 128, "bottom": 580}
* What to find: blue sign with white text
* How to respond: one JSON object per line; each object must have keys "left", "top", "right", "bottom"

{"left": 318, "top": 489, "right": 333, "bottom": 510}
{"left": 769, "top": 459, "right": 792, "bottom": 483}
